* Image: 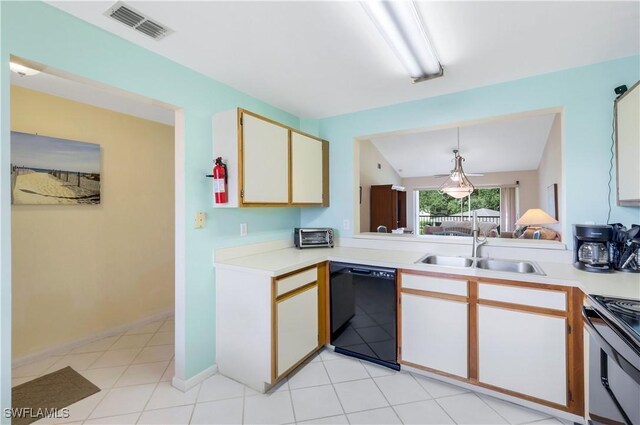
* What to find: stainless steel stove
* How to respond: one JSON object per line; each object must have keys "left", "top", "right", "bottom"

{"left": 584, "top": 295, "right": 640, "bottom": 424}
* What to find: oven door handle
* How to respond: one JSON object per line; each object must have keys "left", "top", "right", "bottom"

{"left": 583, "top": 306, "right": 640, "bottom": 385}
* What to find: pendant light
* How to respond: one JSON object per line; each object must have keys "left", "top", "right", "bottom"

{"left": 438, "top": 128, "right": 475, "bottom": 199}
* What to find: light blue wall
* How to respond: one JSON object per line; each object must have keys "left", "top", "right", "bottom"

{"left": 0, "top": 1, "right": 303, "bottom": 410}
{"left": 302, "top": 55, "right": 640, "bottom": 241}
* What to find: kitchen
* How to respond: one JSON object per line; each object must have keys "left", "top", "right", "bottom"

{"left": 2, "top": 0, "right": 638, "bottom": 420}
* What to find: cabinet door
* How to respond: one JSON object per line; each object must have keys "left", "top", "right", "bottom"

{"left": 401, "top": 293, "right": 468, "bottom": 378}
{"left": 478, "top": 305, "right": 567, "bottom": 405}
{"left": 277, "top": 286, "right": 318, "bottom": 377}
{"left": 241, "top": 113, "right": 289, "bottom": 204}
{"left": 291, "top": 132, "right": 323, "bottom": 204}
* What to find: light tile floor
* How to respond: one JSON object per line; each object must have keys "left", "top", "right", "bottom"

{"left": 12, "top": 317, "right": 573, "bottom": 425}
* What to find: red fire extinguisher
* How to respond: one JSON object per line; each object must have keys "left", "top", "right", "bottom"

{"left": 213, "top": 157, "right": 228, "bottom": 204}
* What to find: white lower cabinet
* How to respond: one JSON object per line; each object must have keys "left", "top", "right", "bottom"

{"left": 216, "top": 263, "right": 323, "bottom": 392}
{"left": 478, "top": 305, "right": 567, "bottom": 405}
{"left": 401, "top": 293, "right": 468, "bottom": 378}
{"left": 276, "top": 286, "right": 318, "bottom": 377}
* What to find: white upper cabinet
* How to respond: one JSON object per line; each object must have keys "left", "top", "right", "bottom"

{"left": 291, "top": 131, "right": 324, "bottom": 204}
{"left": 241, "top": 113, "right": 289, "bottom": 204}
{"left": 212, "top": 108, "right": 328, "bottom": 208}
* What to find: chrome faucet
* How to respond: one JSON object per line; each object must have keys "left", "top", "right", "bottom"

{"left": 471, "top": 211, "right": 487, "bottom": 258}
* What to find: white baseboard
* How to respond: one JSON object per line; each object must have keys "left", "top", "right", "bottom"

{"left": 12, "top": 309, "right": 174, "bottom": 368}
{"left": 172, "top": 363, "right": 217, "bottom": 392}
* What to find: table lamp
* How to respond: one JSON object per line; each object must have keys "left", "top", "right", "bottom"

{"left": 515, "top": 209, "right": 558, "bottom": 239}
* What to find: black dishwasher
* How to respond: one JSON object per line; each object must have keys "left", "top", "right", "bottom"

{"left": 330, "top": 262, "right": 399, "bottom": 370}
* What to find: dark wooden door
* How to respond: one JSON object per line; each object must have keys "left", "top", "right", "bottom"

{"left": 370, "top": 185, "right": 406, "bottom": 232}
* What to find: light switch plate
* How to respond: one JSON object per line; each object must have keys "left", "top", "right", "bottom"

{"left": 195, "top": 212, "right": 205, "bottom": 228}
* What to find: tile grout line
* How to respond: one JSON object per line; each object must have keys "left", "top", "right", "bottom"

{"left": 475, "top": 392, "right": 517, "bottom": 424}
{"left": 82, "top": 319, "right": 174, "bottom": 423}
{"left": 319, "top": 349, "right": 350, "bottom": 423}
{"left": 357, "top": 359, "right": 402, "bottom": 423}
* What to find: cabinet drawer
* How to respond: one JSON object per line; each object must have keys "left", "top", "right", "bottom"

{"left": 276, "top": 268, "right": 317, "bottom": 297}
{"left": 478, "top": 283, "right": 566, "bottom": 311}
{"left": 401, "top": 273, "right": 468, "bottom": 297}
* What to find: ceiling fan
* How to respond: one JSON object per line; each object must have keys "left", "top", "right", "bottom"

{"left": 432, "top": 128, "right": 484, "bottom": 177}
{"left": 432, "top": 150, "right": 485, "bottom": 177}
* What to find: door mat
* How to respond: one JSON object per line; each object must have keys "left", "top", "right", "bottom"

{"left": 11, "top": 366, "right": 100, "bottom": 425}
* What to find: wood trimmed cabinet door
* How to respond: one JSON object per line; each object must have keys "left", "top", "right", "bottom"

{"left": 241, "top": 112, "right": 289, "bottom": 204}
{"left": 272, "top": 264, "right": 326, "bottom": 382}
{"left": 477, "top": 305, "right": 567, "bottom": 405}
{"left": 401, "top": 293, "right": 468, "bottom": 378}
{"left": 212, "top": 108, "right": 329, "bottom": 208}
{"left": 291, "top": 131, "right": 324, "bottom": 205}
{"left": 276, "top": 285, "right": 318, "bottom": 377}
{"left": 398, "top": 270, "right": 584, "bottom": 417}
{"left": 399, "top": 272, "right": 469, "bottom": 379}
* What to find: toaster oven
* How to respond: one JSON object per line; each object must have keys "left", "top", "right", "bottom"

{"left": 294, "top": 228, "right": 334, "bottom": 249}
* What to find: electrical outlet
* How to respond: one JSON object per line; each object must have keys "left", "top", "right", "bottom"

{"left": 343, "top": 219, "right": 350, "bottom": 230}
{"left": 240, "top": 223, "right": 248, "bottom": 236}
{"left": 195, "top": 212, "right": 205, "bottom": 228}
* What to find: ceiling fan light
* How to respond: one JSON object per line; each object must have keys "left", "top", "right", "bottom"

{"left": 438, "top": 148, "right": 475, "bottom": 199}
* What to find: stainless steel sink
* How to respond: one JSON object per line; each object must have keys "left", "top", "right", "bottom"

{"left": 417, "top": 255, "right": 474, "bottom": 268}
{"left": 475, "top": 258, "right": 544, "bottom": 275}
{"left": 415, "top": 254, "right": 545, "bottom": 275}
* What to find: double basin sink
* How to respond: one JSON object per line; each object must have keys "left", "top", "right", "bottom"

{"left": 417, "top": 255, "right": 545, "bottom": 275}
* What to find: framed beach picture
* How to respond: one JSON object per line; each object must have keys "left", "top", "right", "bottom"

{"left": 11, "top": 131, "right": 101, "bottom": 205}
{"left": 546, "top": 183, "right": 558, "bottom": 220}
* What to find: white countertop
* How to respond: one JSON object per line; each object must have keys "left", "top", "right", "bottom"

{"left": 215, "top": 246, "right": 640, "bottom": 300}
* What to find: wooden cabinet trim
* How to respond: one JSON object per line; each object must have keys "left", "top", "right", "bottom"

{"left": 238, "top": 109, "right": 328, "bottom": 208}
{"left": 397, "top": 270, "right": 584, "bottom": 416}
{"left": 287, "top": 130, "right": 293, "bottom": 204}
{"left": 468, "top": 280, "right": 479, "bottom": 383}
{"left": 276, "top": 281, "right": 317, "bottom": 302}
{"left": 399, "top": 269, "right": 471, "bottom": 282}
{"left": 271, "top": 262, "right": 325, "bottom": 384}
{"left": 275, "top": 264, "right": 318, "bottom": 280}
{"left": 318, "top": 262, "right": 330, "bottom": 346}
{"left": 401, "top": 287, "right": 468, "bottom": 303}
{"left": 322, "top": 140, "right": 330, "bottom": 207}
{"left": 477, "top": 299, "right": 567, "bottom": 318}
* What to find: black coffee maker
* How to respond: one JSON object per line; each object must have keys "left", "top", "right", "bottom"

{"left": 573, "top": 224, "right": 614, "bottom": 273}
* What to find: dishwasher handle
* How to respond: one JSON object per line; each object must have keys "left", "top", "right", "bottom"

{"left": 349, "top": 268, "right": 373, "bottom": 275}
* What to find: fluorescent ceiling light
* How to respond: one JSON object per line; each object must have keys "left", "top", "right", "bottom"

{"left": 362, "top": 0, "right": 443, "bottom": 83}
{"left": 10, "top": 62, "right": 40, "bottom": 77}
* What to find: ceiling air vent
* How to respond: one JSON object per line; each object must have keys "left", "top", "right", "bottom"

{"left": 104, "top": 2, "right": 173, "bottom": 41}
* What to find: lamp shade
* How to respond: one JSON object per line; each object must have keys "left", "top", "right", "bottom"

{"left": 515, "top": 209, "right": 558, "bottom": 226}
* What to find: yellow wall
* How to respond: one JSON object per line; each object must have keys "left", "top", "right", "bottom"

{"left": 11, "top": 86, "right": 175, "bottom": 359}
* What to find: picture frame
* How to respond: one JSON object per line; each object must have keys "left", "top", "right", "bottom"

{"left": 546, "top": 183, "right": 558, "bottom": 220}
{"left": 11, "top": 131, "right": 101, "bottom": 205}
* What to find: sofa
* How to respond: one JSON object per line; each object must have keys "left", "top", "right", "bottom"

{"left": 423, "top": 221, "right": 561, "bottom": 241}
{"left": 423, "top": 221, "right": 499, "bottom": 237}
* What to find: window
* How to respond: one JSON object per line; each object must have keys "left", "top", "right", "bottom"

{"left": 416, "top": 188, "right": 501, "bottom": 235}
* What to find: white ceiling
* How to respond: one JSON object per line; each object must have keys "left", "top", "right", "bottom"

{"left": 47, "top": 1, "right": 639, "bottom": 118}
{"left": 10, "top": 71, "right": 175, "bottom": 125}
{"left": 369, "top": 112, "right": 557, "bottom": 177}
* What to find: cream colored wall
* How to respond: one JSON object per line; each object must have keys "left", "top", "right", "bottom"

{"left": 402, "top": 170, "right": 540, "bottom": 230}
{"left": 537, "top": 114, "right": 562, "bottom": 233}
{"left": 11, "top": 86, "right": 175, "bottom": 359}
{"left": 359, "top": 140, "right": 402, "bottom": 232}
